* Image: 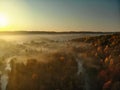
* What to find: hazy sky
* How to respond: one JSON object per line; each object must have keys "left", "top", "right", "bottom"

{"left": 0, "top": 0, "right": 120, "bottom": 32}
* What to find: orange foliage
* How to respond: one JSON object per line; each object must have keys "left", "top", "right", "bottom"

{"left": 32, "top": 73, "right": 38, "bottom": 80}
{"left": 103, "top": 80, "right": 112, "bottom": 89}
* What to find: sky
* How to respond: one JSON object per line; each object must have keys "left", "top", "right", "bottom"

{"left": 0, "top": 0, "right": 120, "bottom": 32}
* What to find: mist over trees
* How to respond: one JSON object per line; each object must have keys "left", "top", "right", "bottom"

{"left": 0, "top": 33, "right": 120, "bottom": 90}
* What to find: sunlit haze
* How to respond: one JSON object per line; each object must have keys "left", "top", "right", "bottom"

{"left": 0, "top": 13, "right": 8, "bottom": 28}
{"left": 0, "top": 0, "right": 119, "bottom": 32}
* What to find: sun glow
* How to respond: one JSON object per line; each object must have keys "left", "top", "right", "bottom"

{"left": 0, "top": 14, "right": 9, "bottom": 28}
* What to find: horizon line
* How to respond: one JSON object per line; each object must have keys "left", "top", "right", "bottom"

{"left": 0, "top": 30, "right": 119, "bottom": 33}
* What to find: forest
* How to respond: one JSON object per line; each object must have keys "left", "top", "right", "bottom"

{"left": 0, "top": 33, "right": 120, "bottom": 90}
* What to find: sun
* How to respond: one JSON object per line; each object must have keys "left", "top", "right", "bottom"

{"left": 0, "top": 14, "right": 9, "bottom": 28}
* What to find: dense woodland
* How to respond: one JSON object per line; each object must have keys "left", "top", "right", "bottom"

{"left": 0, "top": 33, "right": 120, "bottom": 90}
{"left": 72, "top": 33, "right": 120, "bottom": 90}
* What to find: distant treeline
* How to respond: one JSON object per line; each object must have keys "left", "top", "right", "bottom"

{"left": 0, "top": 31, "right": 118, "bottom": 35}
